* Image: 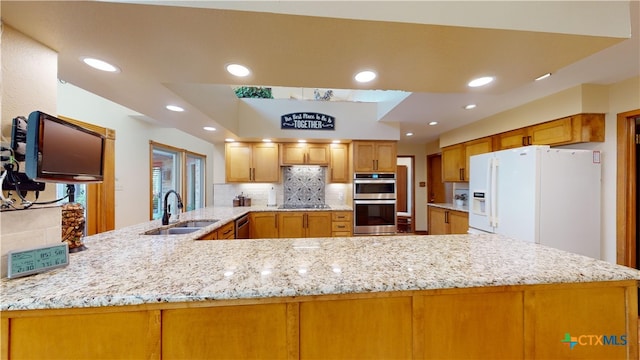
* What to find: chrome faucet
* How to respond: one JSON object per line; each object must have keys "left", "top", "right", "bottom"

{"left": 162, "top": 190, "right": 184, "bottom": 225}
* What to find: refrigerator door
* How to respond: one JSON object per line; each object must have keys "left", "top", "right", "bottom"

{"left": 469, "top": 152, "right": 495, "bottom": 233}
{"left": 491, "top": 147, "right": 540, "bottom": 243}
{"left": 538, "top": 149, "right": 601, "bottom": 258}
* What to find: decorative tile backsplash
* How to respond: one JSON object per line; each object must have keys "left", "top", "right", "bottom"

{"left": 283, "top": 166, "right": 326, "bottom": 206}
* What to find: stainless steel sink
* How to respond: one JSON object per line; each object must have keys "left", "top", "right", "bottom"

{"left": 142, "top": 219, "right": 219, "bottom": 235}
{"left": 173, "top": 219, "right": 219, "bottom": 228}
{"left": 144, "top": 227, "right": 202, "bottom": 235}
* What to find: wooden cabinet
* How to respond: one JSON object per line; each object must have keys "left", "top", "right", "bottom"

{"left": 198, "top": 221, "right": 234, "bottom": 240}
{"left": 331, "top": 211, "right": 352, "bottom": 236}
{"left": 278, "top": 211, "right": 332, "bottom": 238}
{"left": 353, "top": 141, "right": 397, "bottom": 172}
{"left": 250, "top": 212, "right": 279, "bottom": 239}
{"left": 280, "top": 143, "right": 329, "bottom": 165}
{"left": 427, "top": 206, "right": 468, "bottom": 235}
{"left": 495, "top": 113, "right": 605, "bottom": 150}
{"left": 442, "top": 137, "right": 492, "bottom": 182}
{"left": 225, "top": 142, "right": 279, "bottom": 183}
{"left": 329, "top": 143, "right": 350, "bottom": 183}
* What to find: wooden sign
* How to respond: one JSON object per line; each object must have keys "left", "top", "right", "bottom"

{"left": 281, "top": 112, "right": 335, "bottom": 130}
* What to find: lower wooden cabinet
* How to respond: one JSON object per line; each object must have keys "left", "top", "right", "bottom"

{"left": 198, "top": 221, "right": 234, "bottom": 240}
{"left": 428, "top": 206, "right": 469, "bottom": 235}
{"left": 250, "top": 212, "right": 279, "bottom": 239}
{"left": 331, "top": 211, "right": 352, "bottom": 236}
{"left": 278, "top": 211, "right": 332, "bottom": 238}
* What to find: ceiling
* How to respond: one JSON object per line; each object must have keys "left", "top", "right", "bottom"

{"left": 1, "top": 1, "right": 638, "bottom": 144}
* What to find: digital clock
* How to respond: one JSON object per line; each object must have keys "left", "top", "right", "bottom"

{"left": 7, "top": 243, "right": 69, "bottom": 279}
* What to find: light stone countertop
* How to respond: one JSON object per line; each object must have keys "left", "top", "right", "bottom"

{"left": 427, "top": 202, "right": 469, "bottom": 212}
{"left": 2, "top": 205, "right": 638, "bottom": 311}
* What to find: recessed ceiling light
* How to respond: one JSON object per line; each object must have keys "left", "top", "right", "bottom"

{"left": 225, "top": 138, "right": 235, "bottom": 142}
{"left": 262, "top": 138, "right": 272, "bottom": 143}
{"left": 166, "top": 105, "right": 184, "bottom": 112}
{"left": 332, "top": 140, "right": 341, "bottom": 144}
{"left": 468, "top": 76, "right": 494, "bottom": 87}
{"left": 406, "top": 132, "right": 414, "bottom": 136}
{"left": 203, "top": 126, "right": 216, "bottom": 131}
{"left": 298, "top": 139, "right": 306, "bottom": 143}
{"left": 464, "top": 104, "right": 477, "bottom": 110}
{"left": 354, "top": 70, "right": 377, "bottom": 83}
{"left": 428, "top": 121, "right": 438, "bottom": 126}
{"left": 226, "top": 63, "right": 250, "bottom": 77}
{"left": 81, "top": 57, "right": 120, "bottom": 72}
{"left": 535, "top": 73, "right": 552, "bottom": 81}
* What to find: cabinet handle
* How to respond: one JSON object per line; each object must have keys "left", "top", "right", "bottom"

{"left": 522, "top": 137, "right": 526, "bottom": 146}
{"left": 275, "top": 215, "right": 278, "bottom": 229}
{"left": 304, "top": 214, "right": 308, "bottom": 228}
{"left": 337, "top": 225, "right": 346, "bottom": 229}
{"left": 459, "top": 168, "right": 464, "bottom": 181}
{"left": 445, "top": 211, "right": 449, "bottom": 224}
{"left": 527, "top": 136, "right": 532, "bottom": 145}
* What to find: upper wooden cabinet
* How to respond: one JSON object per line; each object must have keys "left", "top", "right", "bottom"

{"left": 226, "top": 142, "right": 279, "bottom": 183}
{"left": 442, "top": 137, "right": 492, "bottom": 182}
{"left": 329, "top": 143, "right": 350, "bottom": 183}
{"left": 495, "top": 113, "right": 605, "bottom": 150}
{"left": 280, "top": 143, "right": 329, "bottom": 166}
{"left": 353, "top": 141, "right": 397, "bottom": 172}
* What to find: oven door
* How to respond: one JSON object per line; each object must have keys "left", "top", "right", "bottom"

{"left": 353, "top": 180, "right": 396, "bottom": 199}
{"left": 353, "top": 199, "right": 397, "bottom": 235}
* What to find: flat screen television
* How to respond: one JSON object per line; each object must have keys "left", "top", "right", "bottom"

{"left": 25, "top": 111, "right": 105, "bottom": 183}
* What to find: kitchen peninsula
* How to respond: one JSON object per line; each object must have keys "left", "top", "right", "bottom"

{"left": 1, "top": 206, "right": 638, "bottom": 359}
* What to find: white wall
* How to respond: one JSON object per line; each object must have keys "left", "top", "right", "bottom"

{"left": 57, "top": 83, "right": 217, "bottom": 228}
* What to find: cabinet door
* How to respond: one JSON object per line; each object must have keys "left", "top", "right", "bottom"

{"left": 463, "top": 137, "right": 492, "bottom": 181}
{"left": 280, "top": 143, "right": 306, "bottom": 165}
{"left": 441, "top": 144, "right": 464, "bottom": 182}
{"left": 225, "top": 143, "right": 252, "bottom": 182}
{"left": 250, "top": 212, "right": 279, "bottom": 239}
{"left": 427, "top": 207, "right": 448, "bottom": 235}
{"left": 353, "top": 141, "right": 376, "bottom": 172}
{"left": 198, "top": 230, "right": 218, "bottom": 240}
{"left": 448, "top": 210, "right": 469, "bottom": 234}
{"left": 496, "top": 128, "right": 529, "bottom": 150}
{"left": 218, "top": 222, "right": 235, "bottom": 239}
{"left": 278, "top": 212, "right": 305, "bottom": 238}
{"left": 329, "top": 143, "right": 349, "bottom": 183}
{"left": 374, "top": 142, "right": 397, "bottom": 172}
{"left": 252, "top": 143, "right": 280, "bottom": 182}
{"left": 306, "top": 212, "right": 332, "bottom": 237}
{"left": 530, "top": 117, "right": 573, "bottom": 145}
{"left": 306, "top": 144, "right": 329, "bottom": 165}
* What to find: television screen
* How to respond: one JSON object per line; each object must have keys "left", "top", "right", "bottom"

{"left": 25, "top": 111, "right": 105, "bottom": 183}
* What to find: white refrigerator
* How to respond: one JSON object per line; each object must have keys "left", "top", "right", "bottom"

{"left": 468, "top": 145, "right": 602, "bottom": 259}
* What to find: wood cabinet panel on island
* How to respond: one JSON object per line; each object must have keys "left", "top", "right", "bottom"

{"left": 225, "top": 142, "right": 279, "bottom": 183}
{"left": 353, "top": 141, "right": 397, "bottom": 172}
{"left": 428, "top": 206, "right": 469, "bottom": 235}
{"left": 280, "top": 143, "right": 329, "bottom": 165}
{"left": 199, "top": 221, "right": 234, "bottom": 240}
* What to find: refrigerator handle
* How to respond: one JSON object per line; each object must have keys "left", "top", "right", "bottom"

{"left": 490, "top": 158, "right": 498, "bottom": 227}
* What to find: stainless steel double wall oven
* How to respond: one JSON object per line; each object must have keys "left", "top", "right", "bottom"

{"left": 353, "top": 173, "right": 396, "bottom": 235}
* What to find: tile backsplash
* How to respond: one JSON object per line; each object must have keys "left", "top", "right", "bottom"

{"left": 282, "top": 166, "right": 325, "bottom": 206}
{"left": 213, "top": 167, "right": 351, "bottom": 207}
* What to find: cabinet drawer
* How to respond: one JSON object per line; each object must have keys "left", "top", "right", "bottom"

{"left": 218, "top": 222, "right": 235, "bottom": 239}
{"left": 332, "top": 231, "right": 352, "bottom": 237}
{"left": 332, "top": 222, "right": 352, "bottom": 232}
{"left": 332, "top": 212, "right": 352, "bottom": 221}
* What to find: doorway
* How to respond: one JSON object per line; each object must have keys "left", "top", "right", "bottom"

{"left": 396, "top": 156, "right": 415, "bottom": 233}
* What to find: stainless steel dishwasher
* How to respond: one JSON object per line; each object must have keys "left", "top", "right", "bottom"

{"left": 235, "top": 214, "right": 250, "bottom": 239}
